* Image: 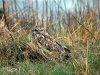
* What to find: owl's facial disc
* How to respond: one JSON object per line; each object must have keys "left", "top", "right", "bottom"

{"left": 32, "top": 27, "right": 38, "bottom": 36}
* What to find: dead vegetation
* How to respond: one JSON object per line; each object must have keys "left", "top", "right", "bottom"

{"left": 0, "top": 0, "right": 100, "bottom": 75}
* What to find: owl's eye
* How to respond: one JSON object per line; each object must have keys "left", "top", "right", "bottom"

{"left": 34, "top": 29, "right": 38, "bottom": 31}
{"left": 32, "top": 28, "right": 38, "bottom": 33}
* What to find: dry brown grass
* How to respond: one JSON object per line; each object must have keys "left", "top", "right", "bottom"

{"left": 0, "top": 0, "right": 100, "bottom": 74}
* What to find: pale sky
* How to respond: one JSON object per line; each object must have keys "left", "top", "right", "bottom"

{"left": 0, "top": 0, "right": 76, "bottom": 11}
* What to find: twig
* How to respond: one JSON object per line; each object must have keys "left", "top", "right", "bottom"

{"left": 71, "top": 14, "right": 99, "bottom": 44}
{"left": 85, "top": 40, "right": 89, "bottom": 75}
{"left": 2, "top": 0, "right": 9, "bottom": 29}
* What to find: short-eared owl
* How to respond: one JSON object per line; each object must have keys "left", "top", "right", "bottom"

{"left": 32, "top": 26, "right": 70, "bottom": 60}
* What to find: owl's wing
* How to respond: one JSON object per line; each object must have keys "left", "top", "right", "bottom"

{"left": 36, "top": 33, "right": 70, "bottom": 53}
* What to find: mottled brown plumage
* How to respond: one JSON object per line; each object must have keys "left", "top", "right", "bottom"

{"left": 32, "top": 27, "right": 70, "bottom": 54}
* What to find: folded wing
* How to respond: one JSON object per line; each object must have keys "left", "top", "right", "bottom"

{"left": 36, "top": 33, "right": 70, "bottom": 53}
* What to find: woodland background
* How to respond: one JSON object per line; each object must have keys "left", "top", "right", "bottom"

{"left": 0, "top": 0, "right": 100, "bottom": 75}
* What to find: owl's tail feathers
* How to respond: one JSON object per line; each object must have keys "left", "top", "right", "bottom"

{"left": 64, "top": 47, "right": 71, "bottom": 53}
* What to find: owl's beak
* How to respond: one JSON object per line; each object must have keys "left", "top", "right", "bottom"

{"left": 32, "top": 28, "right": 36, "bottom": 36}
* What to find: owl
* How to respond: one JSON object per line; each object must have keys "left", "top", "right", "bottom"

{"left": 32, "top": 26, "right": 70, "bottom": 60}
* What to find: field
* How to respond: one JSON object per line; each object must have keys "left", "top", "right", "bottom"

{"left": 0, "top": 0, "right": 100, "bottom": 75}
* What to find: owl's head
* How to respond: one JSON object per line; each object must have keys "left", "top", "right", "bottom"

{"left": 32, "top": 27, "right": 39, "bottom": 36}
{"left": 32, "top": 26, "right": 44, "bottom": 36}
